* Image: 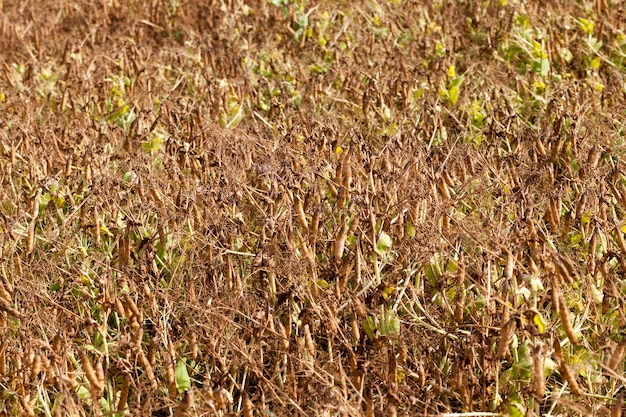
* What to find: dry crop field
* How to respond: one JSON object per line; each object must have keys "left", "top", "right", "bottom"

{"left": 1, "top": 0, "right": 626, "bottom": 416}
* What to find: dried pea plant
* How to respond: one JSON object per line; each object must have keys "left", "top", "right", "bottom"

{"left": 0, "top": 0, "right": 626, "bottom": 416}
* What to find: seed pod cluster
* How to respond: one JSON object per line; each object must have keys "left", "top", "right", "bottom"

{"left": 496, "top": 318, "right": 517, "bottom": 360}
{"left": 553, "top": 339, "right": 583, "bottom": 396}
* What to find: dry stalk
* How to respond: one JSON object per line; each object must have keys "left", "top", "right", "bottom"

{"left": 118, "top": 231, "right": 131, "bottom": 266}
{"left": 606, "top": 341, "right": 626, "bottom": 372}
{"left": 454, "top": 253, "right": 466, "bottom": 324}
{"left": 117, "top": 372, "right": 130, "bottom": 413}
{"left": 553, "top": 339, "right": 582, "bottom": 396}
{"left": 26, "top": 189, "right": 40, "bottom": 255}
{"left": 557, "top": 291, "right": 579, "bottom": 346}
{"left": 0, "top": 342, "right": 5, "bottom": 377}
{"left": 551, "top": 275, "right": 561, "bottom": 316}
{"left": 611, "top": 395, "right": 623, "bottom": 417}
{"left": 79, "top": 351, "right": 103, "bottom": 395}
{"left": 173, "top": 390, "right": 194, "bottom": 417}
{"left": 553, "top": 255, "right": 574, "bottom": 285}
{"left": 295, "top": 198, "right": 309, "bottom": 232}
{"left": 496, "top": 318, "right": 516, "bottom": 360}
{"left": 615, "top": 226, "right": 626, "bottom": 254}
{"left": 242, "top": 391, "right": 254, "bottom": 417}
{"left": 165, "top": 341, "right": 177, "bottom": 399}
{"left": 532, "top": 341, "right": 546, "bottom": 399}
{"left": 0, "top": 295, "right": 22, "bottom": 319}
{"left": 93, "top": 207, "right": 101, "bottom": 245}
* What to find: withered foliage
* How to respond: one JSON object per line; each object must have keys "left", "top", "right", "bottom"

{"left": 1, "top": 0, "right": 626, "bottom": 416}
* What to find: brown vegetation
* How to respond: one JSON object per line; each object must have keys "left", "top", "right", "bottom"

{"left": 1, "top": 0, "right": 626, "bottom": 416}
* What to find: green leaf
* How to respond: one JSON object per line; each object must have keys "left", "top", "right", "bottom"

{"left": 175, "top": 360, "right": 191, "bottom": 393}
{"left": 446, "top": 286, "right": 457, "bottom": 302}
{"left": 382, "top": 286, "right": 395, "bottom": 300}
{"left": 435, "top": 40, "right": 445, "bottom": 56}
{"left": 424, "top": 264, "right": 439, "bottom": 287}
{"left": 533, "top": 312, "right": 547, "bottom": 334}
{"left": 544, "top": 357, "right": 557, "bottom": 376}
{"left": 449, "top": 76, "right": 463, "bottom": 89}
{"left": 580, "top": 212, "right": 591, "bottom": 225}
{"left": 380, "top": 308, "right": 400, "bottom": 335}
{"left": 39, "top": 192, "right": 51, "bottom": 214}
{"left": 587, "top": 37, "right": 603, "bottom": 53}
{"left": 271, "top": 0, "right": 289, "bottom": 7}
{"left": 296, "top": 14, "right": 308, "bottom": 31}
{"left": 363, "top": 316, "right": 377, "bottom": 340}
{"left": 141, "top": 136, "right": 163, "bottom": 154}
{"left": 424, "top": 255, "right": 443, "bottom": 287}
{"left": 512, "top": 341, "right": 532, "bottom": 379}
{"left": 445, "top": 258, "right": 458, "bottom": 273}
{"left": 375, "top": 232, "right": 392, "bottom": 255}
{"left": 316, "top": 279, "right": 329, "bottom": 289}
{"left": 523, "top": 274, "right": 544, "bottom": 292}
{"left": 448, "top": 85, "right": 460, "bottom": 106}
{"left": 508, "top": 401, "right": 526, "bottom": 417}
{"left": 77, "top": 384, "right": 91, "bottom": 402}
{"left": 99, "top": 397, "right": 110, "bottom": 413}
{"left": 577, "top": 18, "right": 594, "bottom": 36}
{"left": 385, "top": 314, "right": 400, "bottom": 335}
{"left": 541, "top": 58, "right": 550, "bottom": 77}
{"left": 406, "top": 222, "right": 416, "bottom": 238}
